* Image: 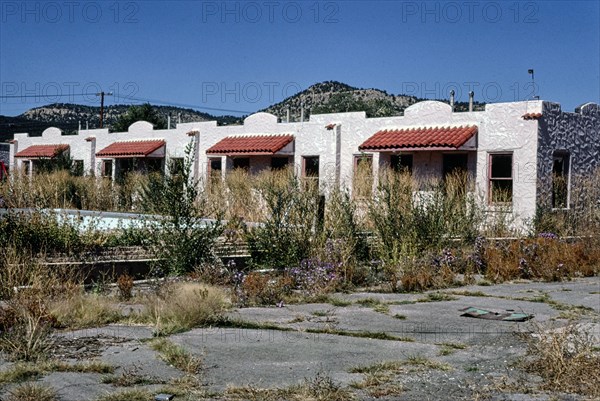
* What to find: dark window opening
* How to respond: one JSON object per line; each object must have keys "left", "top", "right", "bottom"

{"left": 233, "top": 157, "right": 250, "bottom": 170}
{"left": 552, "top": 152, "right": 570, "bottom": 208}
{"left": 102, "top": 160, "right": 113, "bottom": 179}
{"left": 72, "top": 160, "right": 84, "bottom": 176}
{"left": 489, "top": 153, "right": 513, "bottom": 203}
{"left": 118, "top": 158, "right": 134, "bottom": 180}
{"left": 169, "top": 158, "right": 185, "bottom": 176}
{"left": 210, "top": 158, "right": 222, "bottom": 173}
{"left": 443, "top": 153, "right": 468, "bottom": 179}
{"left": 390, "top": 154, "right": 413, "bottom": 173}
{"left": 208, "top": 158, "right": 222, "bottom": 182}
{"left": 23, "top": 160, "right": 31, "bottom": 176}
{"left": 145, "top": 158, "right": 163, "bottom": 174}
{"left": 303, "top": 156, "right": 319, "bottom": 178}
{"left": 271, "top": 157, "right": 290, "bottom": 170}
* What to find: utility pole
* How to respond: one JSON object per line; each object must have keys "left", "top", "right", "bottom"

{"left": 95, "top": 91, "right": 113, "bottom": 128}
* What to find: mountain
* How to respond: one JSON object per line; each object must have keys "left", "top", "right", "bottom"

{"left": 261, "top": 81, "right": 418, "bottom": 121}
{"left": 0, "top": 81, "right": 485, "bottom": 142}
{"left": 0, "top": 104, "right": 241, "bottom": 141}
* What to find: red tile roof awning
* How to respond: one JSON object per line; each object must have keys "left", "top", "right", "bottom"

{"left": 96, "top": 140, "right": 165, "bottom": 158}
{"left": 206, "top": 134, "right": 294, "bottom": 155}
{"left": 522, "top": 112, "right": 542, "bottom": 120}
{"left": 14, "top": 144, "right": 69, "bottom": 158}
{"left": 359, "top": 125, "right": 478, "bottom": 151}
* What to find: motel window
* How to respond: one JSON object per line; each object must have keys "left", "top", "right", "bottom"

{"left": 390, "top": 154, "right": 413, "bottom": 173}
{"left": 169, "top": 158, "right": 185, "bottom": 177}
{"left": 489, "top": 153, "right": 513, "bottom": 204}
{"left": 302, "top": 156, "right": 319, "bottom": 191}
{"left": 271, "top": 157, "right": 290, "bottom": 170}
{"left": 443, "top": 154, "right": 468, "bottom": 179}
{"left": 233, "top": 157, "right": 250, "bottom": 171}
{"left": 303, "top": 156, "right": 319, "bottom": 178}
{"left": 72, "top": 160, "right": 84, "bottom": 176}
{"left": 102, "top": 160, "right": 113, "bottom": 179}
{"left": 208, "top": 157, "right": 222, "bottom": 179}
{"left": 353, "top": 154, "right": 373, "bottom": 198}
{"left": 22, "top": 160, "right": 31, "bottom": 176}
{"left": 552, "top": 151, "right": 570, "bottom": 209}
{"left": 144, "top": 159, "right": 163, "bottom": 175}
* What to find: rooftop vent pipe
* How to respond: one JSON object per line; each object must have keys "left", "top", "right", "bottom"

{"left": 468, "top": 91, "right": 474, "bottom": 112}
{"left": 450, "top": 90, "right": 455, "bottom": 111}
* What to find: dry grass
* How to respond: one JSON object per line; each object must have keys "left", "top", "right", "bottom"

{"left": 133, "top": 282, "right": 229, "bottom": 336}
{"left": 0, "top": 170, "right": 148, "bottom": 211}
{"left": 101, "top": 364, "right": 164, "bottom": 387}
{"left": 485, "top": 237, "right": 600, "bottom": 283}
{"left": 0, "top": 309, "right": 54, "bottom": 362}
{"left": 95, "top": 389, "right": 152, "bottom": 401}
{"left": 150, "top": 338, "right": 203, "bottom": 375}
{"left": 522, "top": 321, "right": 600, "bottom": 397}
{"left": 49, "top": 291, "right": 122, "bottom": 329}
{"left": 0, "top": 360, "right": 114, "bottom": 384}
{"left": 4, "top": 383, "right": 58, "bottom": 401}
{"left": 218, "top": 168, "right": 262, "bottom": 221}
{"left": 349, "top": 356, "right": 450, "bottom": 396}
{"left": 226, "top": 372, "right": 355, "bottom": 401}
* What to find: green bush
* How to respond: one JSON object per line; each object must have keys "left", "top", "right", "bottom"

{"left": 247, "top": 168, "right": 320, "bottom": 269}
{"left": 140, "top": 143, "right": 222, "bottom": 275}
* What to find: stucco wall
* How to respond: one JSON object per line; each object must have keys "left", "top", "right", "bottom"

{"left": 536, "top": 102, "right": 600, "bottom": 210}
{"left": 474, "top": 101, "right": 542, "bottom": 228}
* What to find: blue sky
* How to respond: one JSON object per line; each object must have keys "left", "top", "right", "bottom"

{"left": 1, "top": 0, "right": 598, "bottom": 117}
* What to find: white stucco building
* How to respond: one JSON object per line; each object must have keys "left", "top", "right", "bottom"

{"left": 8, "top": 99, "right": 600, "bottom": 227}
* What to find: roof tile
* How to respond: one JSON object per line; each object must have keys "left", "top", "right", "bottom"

{"left": 522, "top": 112, "right": 542, "bottom": 120}
{"left": 206, "top": 134, "right": 294, "bottom": 155}
{"left": 14, "top": 144, "right": 69, "bottom": 158}
{"left": 359, "top": 125, "right": 477, "bottom": 151}
{"left": 96, "top": 140, "right": 165, "bottom": 158}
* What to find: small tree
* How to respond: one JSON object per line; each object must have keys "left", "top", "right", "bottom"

{"left": 247, "top": 168, "right": 320, "bottom": 269}
{"left": 111, "top": 103, "right": 166, "bottom": 132}
{"left": 35, "top": 149, "right": 74, "bottom": 174}
{"left": 141, "top": 142, "right": 222, "bottom": 276}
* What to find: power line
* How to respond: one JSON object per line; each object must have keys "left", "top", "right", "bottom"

{"left": 0, "top": 92, "right": 255, "bottom": 117}
{"left": 115, "top": 94, "right": 253, "bottom": 115}
{"left": 0, "top": 93, "right": 100, "bottom": 99}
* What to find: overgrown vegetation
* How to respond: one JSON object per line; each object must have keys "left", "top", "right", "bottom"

{"left": 141, "top": 143, "right": 223, "bottom": 276}
{"left": 522, "top": 322, "right": 600, "bottom": 397}
{"left": 0, "top": 156, "right": 599, "bottom": 401}
{"left": 4, "top": 382, "right": 58, "bottom": 401}
{"left": 0, "top": 162, "right": 598, "bottom": 308}
{"left": 133, "top": 282, "right": 229, "bottom": 336}
{"left": 150, "top": 338, "right": 203, "bottom": 375}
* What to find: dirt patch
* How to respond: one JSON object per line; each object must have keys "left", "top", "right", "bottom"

{"left": 50, "top": 335, "right": 132, "bottom": 360}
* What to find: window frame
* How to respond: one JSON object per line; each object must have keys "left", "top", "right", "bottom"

{"left": 101, "top": 159, "right": 113, "bottom": 179}
{"left": 207, "top": 157, "right": 222, "bottom": 180}
{"left": 488, "top": 152, "right": 513, "bottom": 205}
{"left": 22, "top": 160, "right": 31, "bottom": 176}
{"left": 353, "top": 153, "right": 374, "bottom": 199}
{"left": 72, "top": 159, "right": 84, "bottom": 176}
{"left": 302, "top": 156, "right": 320, "bottom": 179}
